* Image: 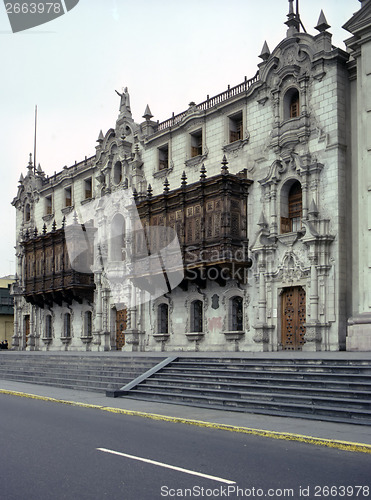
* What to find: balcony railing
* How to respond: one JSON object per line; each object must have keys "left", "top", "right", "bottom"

{"left": 157, "top": 72, "right": 259, "bottom": 132}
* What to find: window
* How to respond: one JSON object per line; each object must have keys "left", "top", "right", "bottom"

{"left": 25, "top": 203, "right": 31, "bottom": 222}
{"left": 45, "top": 196, "right": 53, "bottom": 215}
{"left": 190, "top": 130, "right": 202, "bottom": 158}
{"left": 64, "top": 187, "right": 72, "bottom": 207}
{"left": 84, "top": 311, "right": 92, "bottom": 337}
{"left": 191, "top": 300, "right": 203, "bottom": 333}
{"left": 231, "top": 296, "right": 243, "bottom": 331}
{"left": 284, "top": 88, "right": 300, "bottom": 120}
{"left": 158, "top": 303, "right": 169, "bottom": 334}
{"left": 158, "top": 145, "right": 169, "bottom": 170}
{"left": 63, "top": 313, "right": 71, "bottom": 338}
{"left": 113, "top": 161, "right": 122, "bottom": 185}
{"left": 84, "top": 178, "right": 92, "bottom": 199}
{"left": 229, "top": 112, "right": 243, "bottom": 143}
{"left": 281, "top": 181, "right": 302, "bottom": 234}
{"left": 45, "top": 315, "right": 52, "bottom": 338}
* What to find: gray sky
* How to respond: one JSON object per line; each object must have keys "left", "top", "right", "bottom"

{"left": 0, "top": 0, "right": 360, "bottom": 277}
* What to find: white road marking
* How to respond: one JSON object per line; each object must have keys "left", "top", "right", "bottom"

{"left": 97, "top": 447, "right": 236, "bottom": 484}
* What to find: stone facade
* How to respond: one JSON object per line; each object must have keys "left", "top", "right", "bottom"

{"left": 11, "top": 1, "right": 371, "bottom": 352}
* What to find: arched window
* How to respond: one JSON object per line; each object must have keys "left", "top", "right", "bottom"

{"left": 113, "top": 161, "right": 122, "bottom": 185}
{"left": 25, "top": 203, "right": 31, "bottom": 222}
{"left": 191, "top": 300, "right": 203, "bottom": 333}
{"left": 63, "top": 313, "right": 71, "bottom": 338}
{"left": 281, "top": 181, "right": 302, "bottom": 233}
{"left": 84, "top": 311, "right": 92, "bottom": 337}
{"left": 110, "top": 214, "right": 126, "bottom": 261}
{"left": 158, "top": 303, "right": 169, "bottom": 334}
{"left": 284, "top": 88, "right": 300, "bottom": 120}
{"left": 45, "top": 315, "right": 52, "bottom": 338}
{"left": 230, "top": 296, "right": 243, "bottom": 331}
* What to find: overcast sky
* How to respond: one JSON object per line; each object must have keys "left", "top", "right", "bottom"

{"left": 0, "top": 0, "right": 360, "bottom": 277}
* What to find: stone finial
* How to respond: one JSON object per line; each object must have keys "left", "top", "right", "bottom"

{"left": 259, "top": 41, "right": 271, "bottom": 61}
{"left": 285, "top": 0, "right": 300, "bottom": 36}
{"left": 258, "top": 211, "right": 268, "bottom": 228}
{"left": 52, "top": 220, "right": 57, "bottom": 231}
{"left": 221, "top": 155, "right": 229, "bottom": 174}
{"left": 147, "top": 184, "right": 153, "bottom": 199}
{"left": 33, "top": 227, "right": 38, "bottom": 238}
{"left": 181, "top": 171, "right": 187, "bottom": 187}
{"left": 200, "top": 163, "right": 207, "bottom": 180}
{"left": 42, "top": 223, "right": 47, "bottom": 235}
{"left": 27, "top": 153, "right": 33, "bottom": 172}
{"left": 143, "top": 105, "right": 153, "bottom": 121}
{"left": 19, "top": 173, "right": 24, "bottom": 183}
{"left": 163, "top": 178, "right": 170, "bottom": 193}
{"left": 97, "top": 130, "right": 104, "bottom": 144}
{"left": 308, "top": 199, "right": 319, "bottom": 218}
{"left": 315, "top": 10, "right": 331, "bottom": 32}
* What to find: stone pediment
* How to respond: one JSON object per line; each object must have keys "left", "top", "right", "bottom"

{"left": 343, "top": 1, "right": 371, "bottom": 36}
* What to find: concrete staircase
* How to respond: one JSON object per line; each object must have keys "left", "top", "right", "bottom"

{"left": 0, "top": 352, "right": 163, "bottom": 393}
{"left": 119, "top": 357, "right": 371, "bottom": 425}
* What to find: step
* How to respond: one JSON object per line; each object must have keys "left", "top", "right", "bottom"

{"left": 151, "top": 372, "right": 371, "bottom": 391}
{"left": 124, "top": 389, "right": 371, "bottom": 423}
{"left": 143, "top": 377, "right": 371, "bottom": 399}
{"left": 133, "top": 383, "right": 371, "bottom": 409}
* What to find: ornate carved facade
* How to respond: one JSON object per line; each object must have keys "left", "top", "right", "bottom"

{"left": 11, "top": 1, "right": 371, "bottom": 352}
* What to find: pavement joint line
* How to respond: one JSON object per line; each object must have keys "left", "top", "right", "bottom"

{"left": 1, "top": 389, "right": 371, "bottom": 454}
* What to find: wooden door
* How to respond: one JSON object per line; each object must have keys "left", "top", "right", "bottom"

{"left": 24, "top": 315, "right": 30, "bottom": 349}
{"left": 281, "top": 287, "right": 306, "bottom": 350}
{"left": 116, "top": 309, "right": 127, "bottom": 350}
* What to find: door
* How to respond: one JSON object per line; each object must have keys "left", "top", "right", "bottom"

{"left": 115, "top": 309, "right": 127, "bottom": 350}
{"left": 281, "top": 287, "right": 306, "bottom": 350}
{"left": 24, "top": 315, "right": 30, "bottom": 349}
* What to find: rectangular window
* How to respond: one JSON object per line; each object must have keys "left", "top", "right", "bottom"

{"left": 84, "top": 178, "right": 92, "bottom": 199}
{"left": 64, "top": 313, "right": 71, "bottom": 337}
{"left": 84, "top": 311, "right": 92, "bottom": 337}
{"left": 64, "top": 187, "right": 72, "bottom": 207}
{"left": 158, "top": 145, "right": 169, "bottom": 170}
{"left": 190, "top": 130, "right": 202, "bottom": 158}
{"left": 229, "top": 112, "right": 243, "bottom": 143}
{"left": 45, "top": 195, "right": 53, "bottom": 215}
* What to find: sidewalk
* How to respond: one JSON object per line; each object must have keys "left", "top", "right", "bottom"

{"left": 1, "top": 378, "right": 371, "bottom": 452}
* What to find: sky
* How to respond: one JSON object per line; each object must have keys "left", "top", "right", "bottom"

{"left": 0, "top": 0, "right": 361, "bottom": 277}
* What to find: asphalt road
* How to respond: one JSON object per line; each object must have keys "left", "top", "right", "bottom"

{"left": 0, "top": 394, "right": 370, "bottom": 500}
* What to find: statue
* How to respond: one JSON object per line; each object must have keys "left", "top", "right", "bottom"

{"left": 115, "top": 87, "right": 131, "bottom": 115}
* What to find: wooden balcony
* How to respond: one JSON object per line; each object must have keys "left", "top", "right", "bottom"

{"left": 22, "top": 225, "right": 95, "bottom": 308}
{"left": 134, "top": 168, "right": 253, "bottom": 287}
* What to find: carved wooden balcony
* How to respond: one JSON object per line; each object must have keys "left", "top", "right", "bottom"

{"left": 134, "top": 165, "right": 253, "bottom": 288}
{"left": 22, "top": 224, "right": 95, "bottom": 308}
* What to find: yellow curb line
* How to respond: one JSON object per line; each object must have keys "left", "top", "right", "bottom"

{"left": 1, "top": 389, "right": 371, "bottom": 454}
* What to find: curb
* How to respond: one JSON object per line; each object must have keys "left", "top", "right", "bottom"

{"left": 1, "top": 389, "right": 371, "bottom": 454}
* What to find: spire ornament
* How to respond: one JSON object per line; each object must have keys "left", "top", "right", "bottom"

{"left": 221, "top": 155, "right": 229, "bottom": 174}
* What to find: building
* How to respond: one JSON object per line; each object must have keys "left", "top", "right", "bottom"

{"left": 11, "top": 1, "right": 371, "bottom": 352}
{"left": 0, "top": 276, "right": 15, "bottom": 347}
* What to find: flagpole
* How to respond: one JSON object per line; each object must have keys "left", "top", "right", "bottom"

{"left": 34, "top": 105, "right": 37, "bottom": 173}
